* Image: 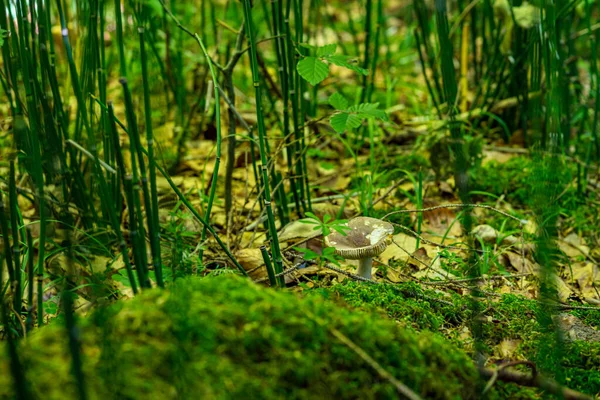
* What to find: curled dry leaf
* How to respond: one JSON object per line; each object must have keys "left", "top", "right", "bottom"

{"left": 235, "top": 248, "right": 268, "bottom": 281}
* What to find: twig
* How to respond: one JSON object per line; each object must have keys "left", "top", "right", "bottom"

{"left": 421, "top": 273, "right": 532, "bottom": 286}
{"left": 391, "top": 223, "right": 485, "bottom": 253}
{"left": 66, "top": 140, "right": 117, "bottom": 175}
{"left": 383, "top": 203, "right": 527, "bottom": 225}
{"left": 479, "top": 363, "right": 593, "bottom": 400}
{"left": 482, "top": 360, "right": 536, "bottom": 395}
{"left": 550, "top": 304, "right": 600, "bottom": 311}
{"left": 253, "top": 260, "right": 312, "bottom": 284}
{"left": 328, "top": 326, "right": 423, "bottom": 400}
{"left": 304, "top": 310, "right": 423, "bottom": 400}
{"left": 321, "top": 264, "right": 456, "bottom": 307}
{"left": 371, "top": 179, "right": 407, "bottom": 208}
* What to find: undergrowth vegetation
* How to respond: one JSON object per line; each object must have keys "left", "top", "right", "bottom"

{"left": 0, "top": 0, "right": 599, "bottom": 398}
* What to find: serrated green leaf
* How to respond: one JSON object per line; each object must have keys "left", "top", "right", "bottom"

{"left": 324, "top": 55, "right": 369, "bottom": 76}
{"left": 323, "top": 214, "right": 332, "bottom": 224}
{"left": 348, "top": 103, "right": 389, "bottom": 121}
{"left": 329, "top": 92, "right": 349, "bottom": 110}
{"left": 297, "top": 57, "right": 329, "bottom": 85}
{"left": 317, "top": 43, "right": 337, "bottom": 57}
{"left": 330, "top": 112, "right": 363, "bottom": 133}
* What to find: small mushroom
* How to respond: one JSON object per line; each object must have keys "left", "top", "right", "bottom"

{"left": 325, "top": 216, "right": 394, "bottom": 279}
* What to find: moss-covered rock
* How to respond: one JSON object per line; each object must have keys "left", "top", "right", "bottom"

{"left": 1, "top": 275, "right": 480, "bottom": 399}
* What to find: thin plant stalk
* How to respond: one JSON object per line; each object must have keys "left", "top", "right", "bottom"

{"left": 119, "top": 78, "right": 152, "bottom": 288}
{"left": 243, "top": 0, "right": 286, "bottom": 285}
{"left": 366, "top": 0, "right": 383, "bottom": 103}
{"left": 106, "top": 103, "right": 140, "bottom": 294}
{"left": 61, "top": 228, "right": 88, "bottom": 400}
{"left": 360, "top": 0, "right": 373, "bottom": 104}
{"left": 25, "top": 230, "right": 34, "bottom": 333}
{"left": 196, "top": 36, "right": 223, "bottom": 267}
{"left": 138, "top": 5, "right": 164, "bottom": 287}
{"left": 0, "top": 292, "right": 30, "bottom": 399}
{"left": 97, "top": 96, "right": 248, "bottom": 276}
{"left": 8, "top": 162, "right": 22, "bottom": 315}
{"left": 215, "top": 23, "right": 246, "bottom": 222}
{"left": 260, "top": 245, "right": 278, "bottom": 287}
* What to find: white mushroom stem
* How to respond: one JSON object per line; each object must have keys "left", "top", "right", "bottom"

{"left": 357, "top": 258, "right": 373, "bottom": 279}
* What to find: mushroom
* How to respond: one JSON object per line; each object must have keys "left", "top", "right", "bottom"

{"left": 325, "top": 216, "right": 394, "bottom": 279}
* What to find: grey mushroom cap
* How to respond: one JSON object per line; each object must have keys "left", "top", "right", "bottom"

{"left": 325, "top": 216, "right": 394, "bottom": 259}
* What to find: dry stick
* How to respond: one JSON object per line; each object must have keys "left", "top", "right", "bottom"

{"left": 302, "top": 307, "right": 422, "bottom": 400}
{"left": 422, "top": 273, "right": 532, "bottom": 285}
{"left": 321, "top": 264, "right": 456, "bottom": 308}
{"left": 383, "top": 203, "right": 527, "bottom": 225}
{"left": 370, "top": 178, "right": 407, "bottom": 208}
{"left": 66, "top": 139, "right": 117, "bottom": 175}
{"left": 386, "top": 206, "right": 594, "bottom": 306}
{"left": 312, "top": 266, "right": 591, "bottom": 399}
{"left": 385, "top": 203, "right": 528, "bottom": 291}
{"left": 254, "top": 261, "right": 305, "bottom": 283}
{"left": 389, "top": 236, "right": 502, "bottom": 298}
{"left": 482, "top": 361, "right": 536, "bottom": 395}
{"left": 325, "top": 323, "right": 423, "bottom": 400}
{"left": 391, "top": 222, "right": 486, "bottom": 253}
{"left": 479, "top": 363, "right": 593, "bottom": 400}
{"left": 240, "top": 133, "right": 309, "bottom": 245}
{"left": 549, "top": 303, "right": 599, "bottom": 311}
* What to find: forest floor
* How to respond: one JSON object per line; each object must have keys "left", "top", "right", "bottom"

{"left": 1, "top": 0, "right": 599, "bottom": 398}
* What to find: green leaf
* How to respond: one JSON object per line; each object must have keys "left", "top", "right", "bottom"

{"left": 294, "top": 247, "right": 318, "bottom": 261}
{"left": 297, "top": 56, "right": 329, "bottom": 85}
{"left": 330, "top": 112, "right": 363, "bottom": 133}
{"left": 141, "top": 0, "right": 163, "bottom": 16}
{"left": 347, "top": 103, "right": 389, "bottom": 122}
{"left": 319, "top": 161, "right": 335, "bottom": 171}
{"left": 329, "top": 92, "right": 349, "bottom": 110}
{"left": 322, "top": 226, "right": 331, "bottom": 237}
{"left": 304, "top": 212, "right": 320, "bottom": 221}
{"left": 298, "top": 218, "right": 319, "bottom": 225}
{"left": 323, "top": 214, "right": 331, "bottom": 224}
{"left": 349, "top": 103, "right": 388, "bottom": 120}
{"left": 317, "top": 43, "right": 337, "bottom": 57}
{"left": 333, "top": 225, "right": 351, "bottom": 236}
{"left": 322, "top": 247, "right": 336, "bottom": 256}
{"left": 324, "top": 55, "right": 369, "bottom": 76}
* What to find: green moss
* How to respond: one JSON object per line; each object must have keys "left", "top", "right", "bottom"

{"left": 470, "top": 156, "right": 572, "bottom": 207}
{"left": 482, "top": 294, "right": 539, "bottom": 348}
{"left": 324, "top": 281, "right": 600, "bottom": 397}
{"left": 323, "top": 280, "right": 464, "bottom": 331}
{"left": 561, "top": 341, "right": 600, "bottom": 395}
{"left": 1, "top": 276, "right": 480, "bottom": 400}
{"left": 572, "top": 309, "right": 600, "bottom": 329}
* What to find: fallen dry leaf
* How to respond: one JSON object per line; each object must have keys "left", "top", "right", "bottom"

{"left": 380, "top": 233, "right": 417, "bottom": 264}
{"left": 235, "top": 248, "right": 268, "bottom": 281}
{"left": 498, "top": 339, "right": 522, "bottom": 358}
